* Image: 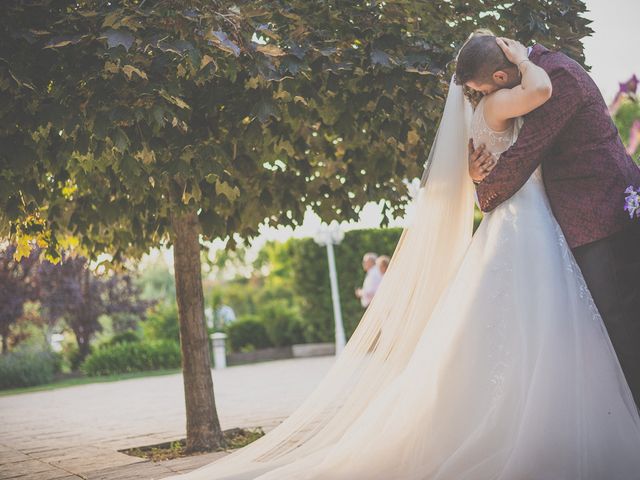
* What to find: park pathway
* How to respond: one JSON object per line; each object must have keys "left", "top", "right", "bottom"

{"left": 0, "top": 356, "right": 335, "bottom": 480}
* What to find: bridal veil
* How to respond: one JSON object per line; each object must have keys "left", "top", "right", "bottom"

{"left": 164, "top": 77, "right": 476, "bottom": 479}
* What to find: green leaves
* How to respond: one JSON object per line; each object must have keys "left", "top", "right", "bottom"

{"left": 370, "top": 49, "right": 394, "bottom": 67}
{"left": 44, "top": 35, "right": 84, "bottom": 49}
{"left": 255, "top": 44, "right": 287, "bottom": 57}
{"left": 112, "top": 128, "right": 130, "bottom": 152}
{"left": 122, "top": 65, "right": 148, "bottom": 81}
{"left": 92, "top": 112, "right": 110, "bottom": 140}
{"left": 0, "top": 0, "right": 592, "bottom": 264}
{"left": 100, "top": 29, "right": 135, "bottom": 51}
{"left": 215, "top": 180, "right": 240, "bottom": 203}
{"left": 158, "top": 90, "right": 191, "bottom": 110}
{"left": 252, "top": 98, "right": 280, "bottom": 123}
{"left": 207, "top": 30, "right": 241, "bottom": 57}
{"left": 135, "top": 144, "right": 156, "bottom": 165}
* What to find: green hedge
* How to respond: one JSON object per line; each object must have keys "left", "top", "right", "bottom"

{"left": 142, "top": 301, "right": 180, "bottom": 343}
{"left": 291, "top": 217, "right": 484, "bottom": 342}
{"left": 0, "top": 349, "right": 59, "bottom": 390}
{"left": 258, "top": 299, "right": 305, "bottom": 347}
{"left": 61, "top": 341, "right": 88, "bottom": 372}
{"left": 100, "top": 330, "right": 141, "bottom": 349}
{"left": 225, "top": 317, "right": 273, "bottom": 353}
{"left": 81, "top": 340, "right": 181, "bottom": 376}
{"left": 287, "top": 227, "right": 404, "bottom": 343}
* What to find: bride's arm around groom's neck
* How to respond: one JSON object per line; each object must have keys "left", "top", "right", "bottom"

{"left": 475, "top": 52, "right": 585, "bottom": 213}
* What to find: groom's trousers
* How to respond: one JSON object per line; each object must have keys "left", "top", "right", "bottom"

{"left": 573, "top": 222, "right": 640, "bottom": 410}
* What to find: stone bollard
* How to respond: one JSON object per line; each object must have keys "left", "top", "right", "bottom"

{"left": 210, "top": 332, "right": 228, "bottom": 369}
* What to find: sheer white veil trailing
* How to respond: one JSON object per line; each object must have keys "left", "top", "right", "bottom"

{"left": 165, "top": 77, "right": 475, "bottom": 479}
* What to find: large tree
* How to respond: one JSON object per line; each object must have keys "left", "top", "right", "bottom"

{"left": 0, "top": 0, "right": 592, "bottom": 451}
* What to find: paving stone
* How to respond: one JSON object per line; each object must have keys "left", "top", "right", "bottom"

{"left": 157, "top": 450, "right": 230, "bottom": 474}
{"left": 0, "top": 357, "right": 334, "bottom": 479}
{"left": 0, "top": 452, "right": 30, "bottom": 465}
{"left": 84, "top": 460, "right": 172, "bottom": 480}
{"left": 0, "top": 468, "right": 81, "bottom": 480}
{"left": 0, "top": 459, "right": 53, "bottom": 479}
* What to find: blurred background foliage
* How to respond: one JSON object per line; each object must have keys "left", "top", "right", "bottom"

{"left": 610, "top": 75, "right": 640, "bottom": 164}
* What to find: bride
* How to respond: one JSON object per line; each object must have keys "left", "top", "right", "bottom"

{"left": 164, "top": 33, "right": 640, "bottom": 479}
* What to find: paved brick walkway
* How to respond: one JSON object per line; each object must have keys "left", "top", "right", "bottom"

{"left": 0, "top": 356, "right": 335, "bottom": 479}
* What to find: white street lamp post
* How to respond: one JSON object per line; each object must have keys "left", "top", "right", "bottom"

{"left": 314, "top": 222, "right": 346, "bottom": 355}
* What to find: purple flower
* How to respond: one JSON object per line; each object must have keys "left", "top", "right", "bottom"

{"left": 609, "top": 74, "right": 638, "bottom": 116}
{"left": 619, "top": 74, "right": 639, "bottom": 95}
{"left": 624, "top": 185, "right": 640, "bottom": 219}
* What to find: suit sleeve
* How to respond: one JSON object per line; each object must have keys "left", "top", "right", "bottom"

{"left": 475, "top": 64, "right": 585, "bottom": 212}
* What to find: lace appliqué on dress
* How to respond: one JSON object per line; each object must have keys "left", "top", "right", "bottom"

{"left": 552, "top": 219, "right": 602, "bottom": 323}
{"left": 470, "top": 98, "right": 517, "bottom": 157}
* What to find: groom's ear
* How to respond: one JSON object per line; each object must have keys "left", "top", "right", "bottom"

{"left": 492, "top": 70, "right": 509, "bottom": 83}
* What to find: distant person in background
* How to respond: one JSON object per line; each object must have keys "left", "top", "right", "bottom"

{"left": 215, "top": 303, "right": 236, "bottom": 329}
{"left": 376, "top": 255, "right": 390, "bottom": 275}
{"left": 355, "top": 252, "right": 383, "bottom": 308}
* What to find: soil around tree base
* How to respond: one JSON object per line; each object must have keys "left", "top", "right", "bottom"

{"left": 119, "top": 427, "right": 265, "bottom": 461}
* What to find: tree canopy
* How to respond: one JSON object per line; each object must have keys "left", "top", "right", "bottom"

{"left": 1, "top": 0, "right": 593, "bottom": 261}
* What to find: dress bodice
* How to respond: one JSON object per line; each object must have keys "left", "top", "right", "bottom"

{"left": 471, "top": 97, "right": 519, "bottom": 156}
{"left": 471, "top": 97, "right": 543, "bottom": 185}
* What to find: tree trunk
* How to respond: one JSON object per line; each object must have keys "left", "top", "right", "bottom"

{"left": 170, "top": 209, "right": 225, "bottom": 452}
{"left": 75, "top": 330, "right": 92, "bottom": 362}
{"left": 1, "top": 332, "right": 7, "bottom": 355}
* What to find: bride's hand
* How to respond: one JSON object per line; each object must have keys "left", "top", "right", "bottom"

{"left": 496, "top": 37, "right": 527, "bottom": 65}
{"left": 468, "top": 140, "right": 497, "bottom": 183}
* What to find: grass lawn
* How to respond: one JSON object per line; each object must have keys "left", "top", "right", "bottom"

{"left": 0, "top": 368, "right": 182, "bottom": 397}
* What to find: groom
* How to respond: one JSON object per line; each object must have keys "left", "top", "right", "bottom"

{"left": 460, "top": 34, "right": 640, "bottom": 408}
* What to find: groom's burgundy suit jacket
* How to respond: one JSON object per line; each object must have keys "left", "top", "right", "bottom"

{"left": 476, "top": 44, "right": 640, "bottom": 249}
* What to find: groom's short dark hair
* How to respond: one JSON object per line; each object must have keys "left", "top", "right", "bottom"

{"left": 454, "top": 31, "right": 513, "bottom": 85}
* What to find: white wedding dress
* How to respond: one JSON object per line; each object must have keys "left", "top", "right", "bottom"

{"left": 164, "top": 83, "right": 640, "bottom": 480}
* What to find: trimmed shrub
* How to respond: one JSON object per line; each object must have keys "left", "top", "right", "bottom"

{"left": 80, "top": 340, "right": 181, "bottom": 376}
{"left": 0, "top": 349, "right": 57, "bottom": 389}
{"left": 210, "top": 279, "right": 261, "bottom": 319}
{"left": 142, "top": 301, "right": 180, "bottom": 343}
{"left": 100, "top": 330, "right": 141, "bottom": 349}
{"left": 50, "top": 350, "right": 63, "bottom": 374}
{"left": 225, "top": 316, "right": 273, "bottom": 353}
{"left": 258, "top": 299, "right": 305, "bottom": 347}
{"left": 61, "top": 340, "right": 88, "bottom": 372}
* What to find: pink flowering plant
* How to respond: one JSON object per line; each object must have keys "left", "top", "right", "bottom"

{"left": 625, "top": 186, "right": 640, "bottom": 219}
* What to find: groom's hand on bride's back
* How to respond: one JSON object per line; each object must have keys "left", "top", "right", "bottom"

{"left": 468, "top": 139, "right": 496, "bottom": 184}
